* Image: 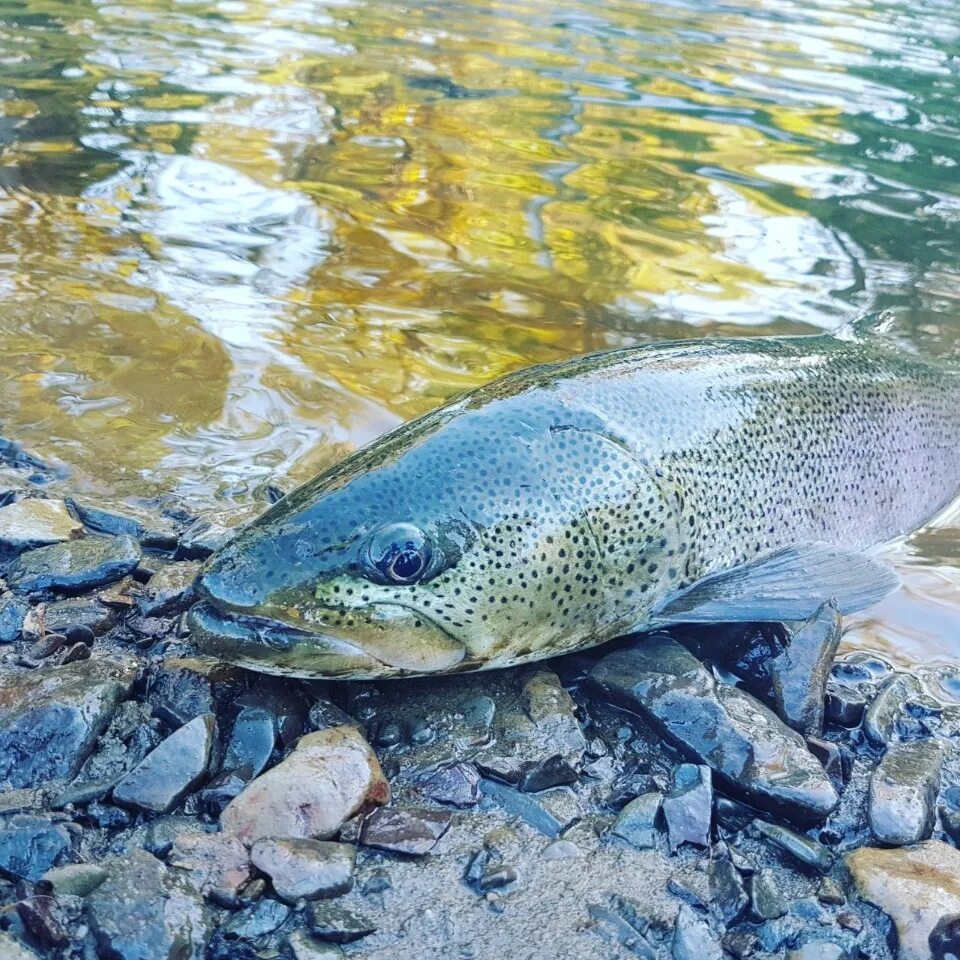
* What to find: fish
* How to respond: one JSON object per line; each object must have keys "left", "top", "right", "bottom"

{"left": 188, "top": 327, "right": 960, "bottom": 679}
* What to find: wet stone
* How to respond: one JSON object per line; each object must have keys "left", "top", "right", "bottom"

{"left": 868, "top": 738, "right": 942, "bottom": 845}
{"left": 177, "top": 517, "right": 235, "bottom": 559}
{"left": 42, "top": 862, "right": 109, "bottom": 898}
{"left": 0, "top": 596, "right": 28, "bottom": 643}
{"left": 359, "top": 805, "right": 452, "bottom": 855}
{"left": 218, "top": 897, "right": 290, "bottom": 940}
{"left": 590, "top": 639, "right": 838, "bottom": 822}
{"left": 224, "top": 706, "right": 276, "bottom": 780}
{"left": 308, "top": 902, "right": 377, "bottom": 943}
{"left": 8, "top": 534, "right": 141, "bottom": 594}
{"left": 752, "top": 820, "right": 833, "bottom": 872}
{"left": 308, "top": 698, "right": 357, "bottom": 732}
{"left": 167, "top": 828, "right": 252, "bottom": 907}
{"left": 816, "top": 878, "right": 845, "bottom": 906}
{"left": 709, "top": 858, "right": 748, "bottom": 924}
{"left": 749, "top": 868, "right": 787, "bottom": 921}
{"left": 17, "top": 895, "right": 70, "bottom": 948}
{"left": 0, "top": 499, "right": 82, "bottom": 552}
{"left": 609, "top": 791, "right": 661, "bottom": 850}
{"left": 770, "top": 602, "right": 842, "bottom": 737}
{"left": 806, "top": 736, "right": 844, "bottom": 787}
{"left": 0, "top": 815, "right": 70, "bottom": 881}
{"left": 144, "top": 658, "right": 239, "bottom": 728}
{"left": 113, "top": 713, "right": 215, "bottom": 814}
{"left": 87, "top": 849, "right": 211, "bottom": 960}
{"left": 824, "top": 688, "right": 867, "bottom": 728}
{"left": 67, "top": 498, "right": 178, "bottom": 549}
{"left": 663, "top": 764, "right": 712, "bottom": 851}
{"left": 221, "top": 726, "right": 388, "bottom": 844}
{"left": 251, "top": 838, "right": 355, "bottom": 902}
{"left": 417, "top": 762, "right": 481, "bottom": 808}
{"left": 673, "top": 904, "right": 723, "bottom": 960}
{"left": 199, "top": 770, "right": 247, "bottom": 818}
{"left": 518, "top": 753, "right": 579, "bottom": 792}
{"left": 930, "top": 914, "right": 960, "bottom": 960}
{"left": 136, "top": 561, "right": 200, "bottom": 617}
{"left": 863, "top": 672, "right": 924, "bottom": 747}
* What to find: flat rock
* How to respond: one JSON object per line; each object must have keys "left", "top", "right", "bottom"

{"left": 749, "top": 868, "right": 787, "bottom": 921}
{"left": 251, "top": 837, "right": 355, "bottom": 902}
{"left": 0, "top": 499, "right": 82, "bottom": 551}
{"left": 590, "top": 638, "right": 838, "bottom": 822}
{"left": 67, "top": 497, "right": 178, "bottom": 548}
{"left": 22, "top": 596, "right": 117, "bottom": 641}
{"left": 216, "top": 897, "right": 290, "bottom": 942}
{"left": 770, "top": 602, "right": 842, "bottom": 736}
{"left": 167, "top": 828, "right": 252, "bottom": 907}
{"left": 0, "top": 815, "right": 70, "bottom": 881}
{"left": 416, "top": 762, "right": 481, "bottom": 808}
{"left": 359, "top": 805, "right": 453, "bottom": 855}
{"left": 868, "top": 739, "right": 942, "bottom": 845}
{"left": 0, "top": 657, "right": 135, "bottom": 789}
{"left": 221, "top": 726, "right": 388, "bottom": 844}
{"left": 308, "top": 902, "right": 377, "bottom": 943}
{"left": 663, "top": 764, "right": 712, "bottom": 851}
{"left": 87, "top": 849, "right": 211, "bottom": 960}
{"left": 846, "top": 841, "right": 960, "bottom": 960}
{"left": 224, "top": 706, "right": 276, "bottom": 781}
{"left": 8, "top": 534, "right": 141, "bottom": 594}
{"left": 113, "top": 713, "right": 216, "bottom": 813}
{"left": 609, "top": 791, "right": 662, "bottom": 850}
{"left": 137, "top": 561, "right": 200, "bottom": 617}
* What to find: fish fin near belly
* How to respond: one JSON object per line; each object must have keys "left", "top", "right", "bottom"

{"left": 648, "top": 542, "right": 901, "bottom": 625}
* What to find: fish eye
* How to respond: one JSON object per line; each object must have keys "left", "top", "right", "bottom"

{"left": 363, "top": 523, "right": 432, "bottom": 586}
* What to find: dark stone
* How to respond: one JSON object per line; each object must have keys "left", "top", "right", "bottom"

{"left": 177, "top": 518, "right": 233, "bottom": 559}
{"left": 8, "top": 535, "right": 141, "bottom": 594}
{"left": 518, "top": 753, "right": 579, "bottom": 793}
{"left": 770, "top": 602, "right": 841, "bottom": 736}
{"left": 136, "top": 562, "right": 200, "bottom": 617}
{"left": 590, "top": 639, "right": 838, "bottom": 822}
{"left": 218, "top": 898, "right": 290, "bottom": 940}
{"left": 816, "top": 878, "right": 845, "bottom": 905}
{"left": 22, "top": 597, "right": 118, "bottom": 642}
{"left": 930, "top": 914, "right": 960, "bottom": 960}
{"left": 376, "top": 720, "right": 403, "bottom": 746}
{"left": 720, "top": 622, "right": 788, "bottom": 694}
{"left": 112, "top": 714, "right": 216, "bottom": 814}
{"left": 863, "top": 673, "right": 924, "bottom": 747}
{"left": 198, "top": 770, "right": 246, "bottom": 817}
{"left": 231, "top": 682, "right": 308, "bottom": 749}
{"left": 308, "top": 902, "right": 377, "bottom": 943}
{"left": 868, "top": 739, "right": 942, "bottom": 845}
{"left": 709, "top": 858, "right": 748, "bottom": 924}
{"left": 87, "top": 849, "right": 211, "bottom": 960}
{"left": 479, "top": 865, "right": 518, "bottom": 892}
{"left": 662, "top": 764, "right": 712, "bottom": 851}
{"left": 824, "top": 689, "right": 866, "bottom": 728}
{"left": 417, "top": 762, "right": 481, "bottom": 808}
{"left": 308, "top": 699, "right": 356, "bottom": 732}
{"left": 752, "top": 820, "right": 833, "bottom": 872}
{"left": 359, "top": 806, "right": 452, "bottom": 855}
{"left": 144, "top": 661, "right": 216, "bottom": 728}
{"left": 749, "top": 868, "right": 787, "bottom": 921}
{"left": 475, "top": 755, "right": 525, "bottom": 786}
{"left": 479, "top": 779, "right": 563, "bottom": 837}
{"left": 609, "top": 792, "right": 661, "bottom": 850}
{"left": 806, "top": 736, "right": 844, "bottom": 787}
{"left": 84, "top": 800, "right": 132, "bottom": 829}
{"left": 224, "top": 706, "right": 276, "bottom": 780}
{"left": 0, "top": 596, "right": 28, "bottom": 643}
{"left": 67, "top": 498, "right": 178, "bottom": 549}
{"left": 0, "top": 659, "right": 135, "bottom": 789}
{"left": 0, "top": 816, "right": 70, "bottom": 881}
{"left": 16, "top": 896, "right": 69, "bottom": 948}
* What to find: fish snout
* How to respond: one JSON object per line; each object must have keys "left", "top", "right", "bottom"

{"left": 194, "top": 542, "right": 272, "bottom": 613}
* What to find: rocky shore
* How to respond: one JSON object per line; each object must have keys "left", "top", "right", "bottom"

{"left": 0, "top": 440, "right": 958, "bottom": 960}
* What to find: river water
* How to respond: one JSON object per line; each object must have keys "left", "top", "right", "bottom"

{"left": 1, "top": 0, "right": 959, "bottom": 668}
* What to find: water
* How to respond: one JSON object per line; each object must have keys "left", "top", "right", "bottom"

{"left": 1, "top": 0, "right": 959, "bottom": 667}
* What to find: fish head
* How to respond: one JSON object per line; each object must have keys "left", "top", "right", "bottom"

{"left": 189, "top": 392, "right": 603, "bottom": 678}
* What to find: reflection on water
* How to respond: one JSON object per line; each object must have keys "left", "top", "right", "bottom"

{"left": 1, "top": 0, "right": 959, "bottom": 664}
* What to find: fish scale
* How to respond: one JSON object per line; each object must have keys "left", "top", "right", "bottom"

{"left": 190, "top": 332, "right": 960, "bottom": 679}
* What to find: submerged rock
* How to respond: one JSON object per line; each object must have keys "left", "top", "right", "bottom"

{"left": 221, "top": 726, "right": 388, "bottom": 844}
{"left": 868, "top": 739, "right": 942, "bottom": 845}
{"left": 590, "top": 639, "right": 838, "bottom": 822}
{"left": 0, "top": 499, "right": 82, "bottom": 551}
{"left": 662, "top": 764, "right": 712, "bottom": 851}
{"left": 113, "top": 713, "right": 216, "bottom": 814}
{"left": 359, "top": 806, "right": 453, "bottom": 855}
{"left": 770, "top": 602, "right": 842, "bottom": 736}
{"left": 68, "top": 498, "right": 178, "bottom": 549}
{"left": 846, "top": 841, "right": 960, "bottom": 960}
{"left": 251, "top": 837, "right": 355, "bottom": 902}
{"left": 8, "top": 534, "right": 141, "bottom": 594}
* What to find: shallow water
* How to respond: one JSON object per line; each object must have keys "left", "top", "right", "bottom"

{"left": 1, "top": 0, "right": 959, "bottom": 666}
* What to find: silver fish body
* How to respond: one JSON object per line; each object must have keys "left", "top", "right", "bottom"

{"left": 190, "top": 333, "right": 960, "bottom": 678}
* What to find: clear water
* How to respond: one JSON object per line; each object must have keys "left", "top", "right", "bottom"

{"left": 1, "top": 0, "right": 959, "bottom": 666}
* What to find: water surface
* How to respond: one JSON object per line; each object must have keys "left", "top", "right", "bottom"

{"left": 1, "top": 0, "right": 959, "bottom": 666}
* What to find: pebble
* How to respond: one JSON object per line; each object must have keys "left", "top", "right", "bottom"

{"left": 478, "top": 864, "right": 518, "bottom": 891}
{"left": 0, "top": 595, "right": 28, "bottom": 643}
{"left": 308, "top": 902, "right": 377, "bottom": 943}
{"left": 868, "top": 739, "right": 942, "bottom": 845}
{"left": 417, "top": 762, "right": 482, "bottom": 808}
{"left": 359, "top": 806, "right": 453, "bottom": 855}
{"left": 749, "top": 868, "right": 787, "bottom": 921}
{"left": 752, "top": 820, "right": 833, "bottom": 872}
{"left": 609, "top": 792, "right": 662, "bottom": 850}
{"left": 590, "top": 639, "right": 838, "bottom": 822}
{"left": 846, "top": 841, "right": 960, "bottom": 960}
{"left": 136, "top": 561, "right": 200, "bottom": 617}
{"left": 673, "top": 904, "right": 723, "bottom": 960}
{"left": 816, "top": 878, "right": 845, "bottom": 905}
{"left": 770, "top": 602, "right": 842, "bottom": 736}
{"left": 0, "top": 499, "right": 82, "bottom": 551}
{"left": 17, "top": 896, "right": 70, "bottom": 948}
{"left": 221, "top": 726, "right": 388, "bottom": 844}
{"left": 0, "top": 658, "right": 135, "bottom": 789}
{"left": 251, "top": 838, "right": 355, "bottom": 902}
{"left": 87, "top": 849, "right": 211, "bottom": 960}
{"left": 8, "top": 534, "right": 141, "bottom": 594}
{"left": 480, "top": 779, "right": 564, "bottom": 837}
{"left": 0, "top": 815, "right": 70, "bottom": 881}
{"left": 662, "top": 764, "right": 712, "bottom": 851}
{"left": 113, "top": 714, "right": 216, "bottom": 814}
{"left": 41, "top": 862, "right": 109, "bottom": 898}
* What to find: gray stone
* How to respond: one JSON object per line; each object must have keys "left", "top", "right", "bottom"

{"left": 0, "top": 499, "right": 82, "bottom": 551}
{"left": 113, "top": 714, "right": 216, "bottom": 813}
{"left": 609, "top": 791, "right": 661, "bottom": 850}
{"left": 137, "top": 561, "right": 200, "bottom": 617}
{"left": 749, "top": 868, "right": 787, "bottom": 921}
{"left": 673, "top": 904, "right": 723, "bottom": 960}
{"left": 416, "top": 762, "right": 481, "bottom": 808}
{"left": 87, "top": 849, "right": 212, "bottom": 960}
{"left": 68, "top": 498, "right": 178, "bottom": 548}
{"left": 930, "top": 915, "right": 960, "bottom": 960}
{"left": 308, "top": 902, "right": 377, "bottom": 943}
{"left": 166, "top": 828, "right": 251, "bottom": 907}
{"left": 663, "top": 764, "right": 712, "bottom": 851}
{"left": 223, "top": 706, "right": 276, "bottom": 780}
{"left": 42, "top": 862, "right": 109, "bottom": 897}
{"left": 787, "top": 945, "right": 847, "bottom": 960}
{"left": 359, "top": 806, "right": 452, "bottom": 855}
{"left": 251, "top": 837, "right": 355, "bottom": 902}
{"left": 0, "top": 815, "right": 70, "bottom": 881}
{"left": 868, "top": 739, "right": 942, "bottom": 845}
{"left": 709, "top": 858, "right": 748, "bottom": 924}
{"left": 8, "top": 534, "right": 141, "bottom": 594}
{"left": 752, "top": 819, "right": 833, "bottom": 872}
{"left": 0, "top": 932, "right": 40, "bottom": 960}
{"left": 217, "top": 897, "right": 290, "bottom": 940}
{"left": 770, "top": 602, "right": 842, "bottom": 736}
{"left": 863, "top": 672, "right": 924, "bottom": 747}
{"left": 22, "top": 596, "right": 117, "bottom": 641}
{"left": 0, "top": 596, "right": 28, "bottom": 643}
{"left": 590, "top": 639, "right": 838, "bottom": 822}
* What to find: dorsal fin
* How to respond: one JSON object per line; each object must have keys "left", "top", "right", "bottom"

{"left": 837, "top": 310, "right": 897, "bottom": 342}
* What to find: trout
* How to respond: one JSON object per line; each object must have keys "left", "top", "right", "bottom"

{"left": 189, "top": 330, "right": 960, "bottom": 678}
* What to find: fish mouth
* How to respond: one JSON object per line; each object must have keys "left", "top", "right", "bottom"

{"left": 186, "top": 602, "right": 395, "bottom": 679}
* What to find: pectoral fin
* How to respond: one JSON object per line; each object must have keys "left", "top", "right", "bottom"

{"left": 650, "top": 543, "right": 900, "bottom": 625}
